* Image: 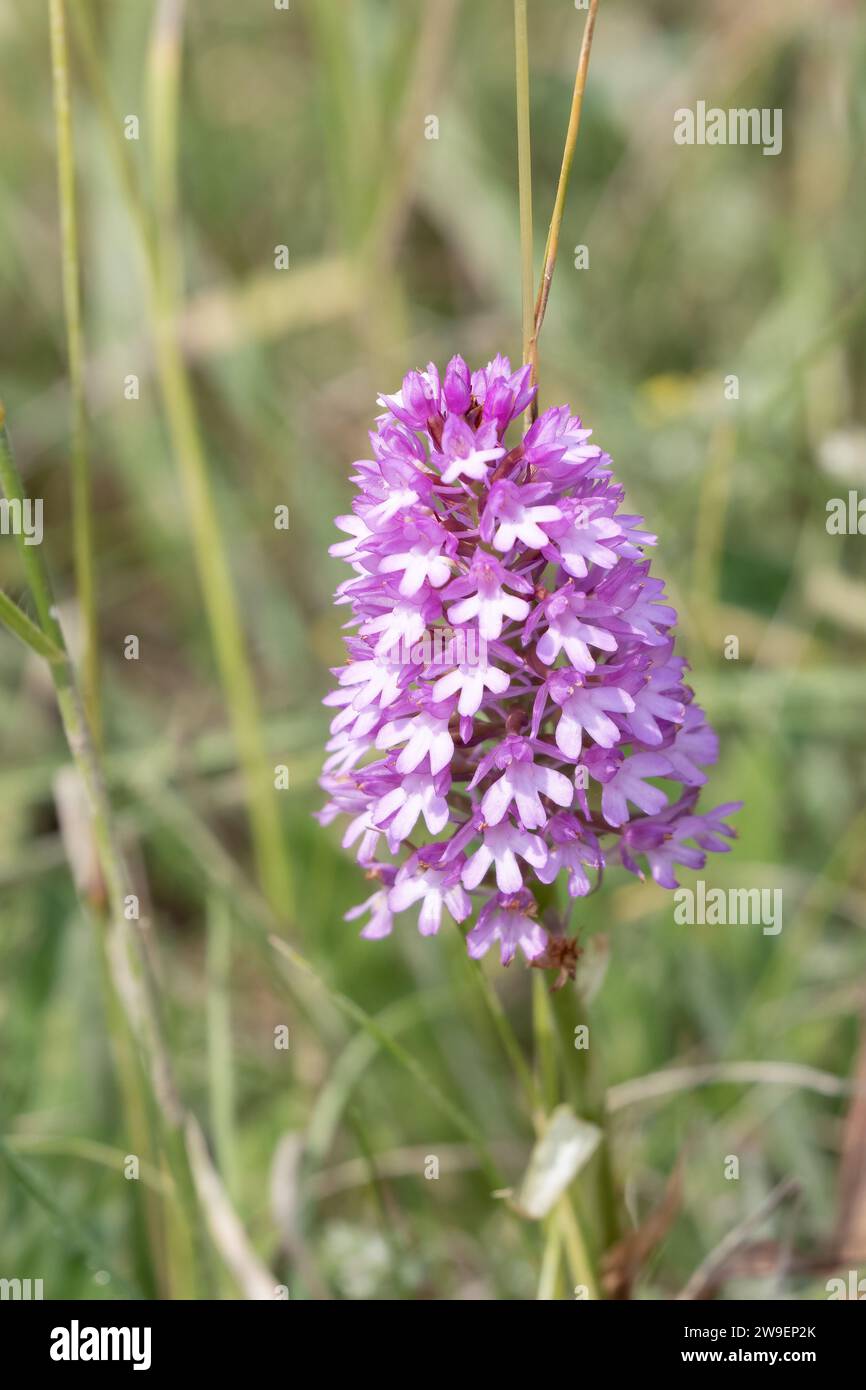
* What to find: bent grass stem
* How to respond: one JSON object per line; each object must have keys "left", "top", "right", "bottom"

{"left": 0, "top": 412, "right": 276, "bottom": 1300}
{"left": 49, "top": 0, "right": 100, "bottom": 745}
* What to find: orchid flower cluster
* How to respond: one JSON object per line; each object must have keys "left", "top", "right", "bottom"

{"left": 318, "top": 355, "right": 740, "bottom": 970}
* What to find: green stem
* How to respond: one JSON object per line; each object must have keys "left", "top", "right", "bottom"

{"left": 145, "top": 0, "right": 293, "bottom": 922}
{"left": 513, "top": 0, "right": 534, "bottom": 375}
{"left": 0, "top": 587, "right": 64, "bottom": 662}
{"left": 552, "top": 984, "right": 620, "bottom": 1253}
{"left": 0, "top": 421, "right": 64, "bottom": 644}
{"left": 531, "top": 932, "right": 602, "bottom": 1298}
{"left": 48, "top": 0, "right": 100, "bottom": 744}
{"left": 532, "top": 971, "right": 559, "bottom": 1114}
{"left": 0, "top": 411, "right": 195, "bottom": 1292}
{"left": 557, "top": 1192, "right": 599, "bottom": 1298}
{"left": 206, "top": 895, "right": 239, "bottom": 1202}
{"left": 466, "top": 954, "right": 542, "bottom": 1121}
{"left": 2, "top": 390, "right": 168, "bottom": 1294}
{"left": 69, "top": 0, "right": 294, "bottom": 923}
{"left": 0, "top": 413, "right": 272, "bottom": 1299}
{"left": 269, "top": 935, "right": 504, "bottom": 1191}
{"left": 464, "top": 945, "right": 600, "bottom": 1294}
{"left": 68, "top": 1, "right": 156, "bottom": 261}
{"left": 536, "top": 1215, "right": 562, "bottom": 1300}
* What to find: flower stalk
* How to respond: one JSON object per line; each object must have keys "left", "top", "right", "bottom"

{"left": 49, "top": 0, "right": 101, "bottom": 743}
{"left": 513, "top": 0, "right": 534, "bottom": 374}
{"left": 528, "top": 0, "right": 600, "bottom": 419}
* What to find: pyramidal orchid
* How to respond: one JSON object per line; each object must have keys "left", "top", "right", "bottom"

{"left": 318, "top": 355, "right": 740, "bottom": 972}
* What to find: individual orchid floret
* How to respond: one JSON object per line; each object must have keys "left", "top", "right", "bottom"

{"left": 444, "top": 551, "right": 532, "bottom": 642}
{"left": 431, "top": 652, "right": 510, "bottom": 717}
{"left": 529, "top": 582, "right": 618, "bottom": 672}
{"left": 600, "top": 750, "right": 673, "bottom": 827}
{"left": 535, "top": 813, "right": 601, "bottom": 898}
{"left": 481, "top": 480, "right": 562, "bottom": 552}
{"left": 547, "top": 668, "right": 635, "bottom": 759}
{"left": 389, "top": 845, "right": 471, "bottom": 937}
{"left": 376, "top": 704, "right": 455, "bottom": 775}
{"left": 471, "top": 736, "right": 574, "bottom": 831}
{"left": 434, "top": 414, "right": 505, "bottom": 486}
{"left": 462, "top": 817, "right": 548, "bottom": 894}
{"left": 370, "top": 767, "right": 450, "bottom": 850}
{"left": 466, "top": 889, "right": 548, "bottom": 966}
{"left": 546, "top": 499, "right": 622, "bottom": 578}
{"left": 377, "top": 519, "right": 455, "bottom": 597}
{"left": 344, "top": 866, "right": 397, "bottom": 940}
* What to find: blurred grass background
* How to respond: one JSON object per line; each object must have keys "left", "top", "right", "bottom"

{"left": 0, "top": 0, "right": 865, "bottom": 1300}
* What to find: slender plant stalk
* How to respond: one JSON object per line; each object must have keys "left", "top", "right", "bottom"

{"left": 473, "top": 958, "right": 601, "bottom": 1295}
{"left": 207, "top": 894, "right": 239, "bottom": 1202}
{"left": 69, "top": 0, "right": 294, "bottom": 922}
{"left": 269, "top": 934, "right": 504, "bottom": 1191}
{"left": 149, "top": 2, "right": 293, "bottom": 921}
{"left": 527, "top": 0, "right": 600, "bottom": 417}
{"left": 0, "top": 589, "right": 64, "bottom": 662}
{"left": 68, "top": 2, "right": 156, "bottom": 260}
{"left": 532, "top": 970, "right": 559, "bottom": 1114}
{"left": 513, "top": 0, "right": 534, "bottom": 374}
{"left": 0, "top": 407, "right": 174, "bottom": 1290}
{"left": 537, "top": 1215, "right": 563, "bottom": 1299}
{"left": 532, "top": 976, "right": 604, "bottom": 1296}
{"left": 0, "top": 411, "right": 276, "bottom": 1299}
{"left": 0, "top": 409, "right": 202, "bottom": 1294}
{"left": 21, "top": 6, "right": 166, "bottom": 1273}
{"left": 553, "top": 983, "right": 620, "bottom": 1252}
{"left": 48, "top": 0, "right": 100, "bottom": 744}
{"left": 149, "top": 324, "right": 296, "bottom": 923}
{"left": 512, "top": 24, "right": 604, "bottom": 1293}
{"left": 557, "top": 1192, "right": 599, "bottom": 1298}
{"left": 466, "top": 955, "right": 542, "bottom": 1119}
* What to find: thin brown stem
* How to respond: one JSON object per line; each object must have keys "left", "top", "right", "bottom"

{"left": 527, "top": 0, "right": 600, "bottom": 421}
{"left": 514, "top": 0, "right": 534, "bottom": 375}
